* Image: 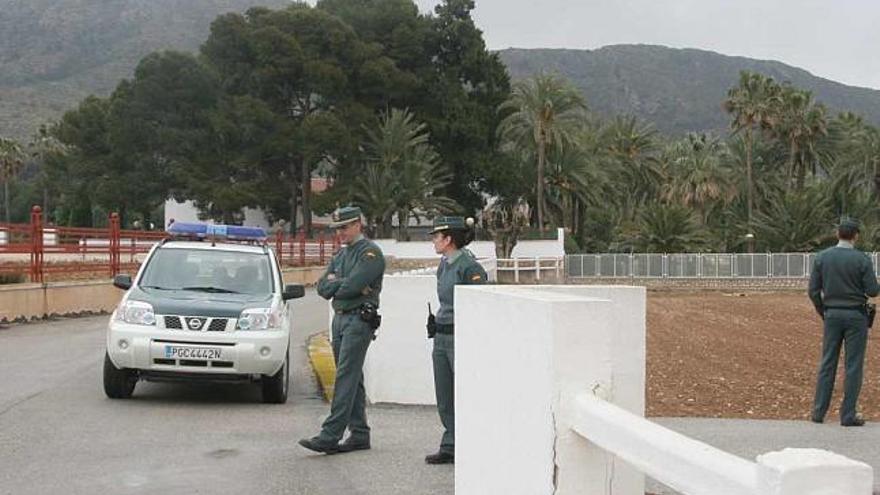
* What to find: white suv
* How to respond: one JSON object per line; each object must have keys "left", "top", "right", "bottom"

{"left": 104, "top": 224, "right": 304, "bottom": 403}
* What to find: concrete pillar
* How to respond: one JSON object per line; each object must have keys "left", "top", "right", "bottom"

{"left": 756, "top": 449, "right": 873, "bottom": 495}
{"left": 455, "top": 285, "right": 646, "bottom": 495}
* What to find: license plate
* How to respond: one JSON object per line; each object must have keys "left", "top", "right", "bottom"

{"left": 164, "top": 345, "right": 223, "bottom": 360}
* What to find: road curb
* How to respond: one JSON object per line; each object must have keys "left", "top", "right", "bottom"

{"left": 307, "top": 331, "right": 335, "bottom": 401}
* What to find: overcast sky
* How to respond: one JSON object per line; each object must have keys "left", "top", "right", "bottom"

{"left": 409, "top": 0, "right": 880, "bottom": 90}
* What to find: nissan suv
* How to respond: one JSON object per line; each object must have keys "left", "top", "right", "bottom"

{"left": 103, "top": 223, "right": 304, "bottom": 403}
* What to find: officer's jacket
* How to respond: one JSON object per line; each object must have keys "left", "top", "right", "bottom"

{"left": 317, "top": 236, "right": 385, "bottom": 312}
{"left": 436, "top": 249, "right": 487, "bottom": 325}
{"left": 809, "top": 242, "right": 880, "bottom": 313}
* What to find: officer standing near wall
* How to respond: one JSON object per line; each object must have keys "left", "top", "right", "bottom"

{"left": 425, "top": 216, "right": 487, "bottom": 464}
{"left": 809, "top": 217, "right": 879, "bottom": 426}
{"left": 299, "top": 206, "right": 385, "bottom": 453}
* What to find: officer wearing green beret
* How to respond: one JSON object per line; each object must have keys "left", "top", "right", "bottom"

{"left": 425, "top": 216, "right": 487, "bottom": 464}
{"left": 809, "top": 217, "right": 880, "bottom": 426}
{"left": 299, "top": 206, "right": 386, "bottom": 454}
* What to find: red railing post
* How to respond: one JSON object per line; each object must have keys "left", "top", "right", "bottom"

{"left": 109, "top": 213, "right": 120, "bottom": 277}
{"left": 319, "top": 231, "right": 325, "bottom": 265}
{"left": 298, "top": 230, "right": 306, "bottom": 266}
{"left": 275, "top": 231, "right": 284, "bottom": 266}
{"left": 30, "top": 206, "right": 43, "bottom": 283}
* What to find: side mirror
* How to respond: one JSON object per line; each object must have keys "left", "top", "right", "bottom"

{"left": 113, "top": 274, "right": 132, "bottom": 290}
{"left": 282, "top": 284, "right": 305, "bottom": 300}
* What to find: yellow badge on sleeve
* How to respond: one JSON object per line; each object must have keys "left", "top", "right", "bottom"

{"left": 365, "top": 250, "right": 377, "bottom": 259}
{"left": 471, "top": 274, "right": 482, "bottom": 281}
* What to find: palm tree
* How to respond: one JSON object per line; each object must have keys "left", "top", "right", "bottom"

{"left": 753, "top": 185, "right": 835, "bottom": 251}
{"left": 661, "top": 134, "right": 735, "bottom": 223}
{"left": 723, "top": 71, "right": 781, "bottom": 228}
{"left": 0, "top": 137, "right": 26, "bottom": 223}
{"left": 498, "top": 72, "right": 586, "bottom": 231}
{"left": 354, "top": 108, "right": 457, "bottom": 239}
{"left": 601, "top": 115, "right": 660, "bottom": 220}
{"left": 772, "top": 86, "right": 828, "bottom": 190}
{"left": 626, "top": 203, "right": 706, "bottom": 253}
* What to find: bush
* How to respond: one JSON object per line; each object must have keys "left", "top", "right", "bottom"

{"left": 0, "top": 273, "right": 25, "bottom": 285}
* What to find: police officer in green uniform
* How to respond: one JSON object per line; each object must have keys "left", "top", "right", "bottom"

{"left": 299, "top": 206, "right": 386, "bottom": 454}
{"left": 809, "top": 217, "right": 880, "bottom": 426}
{"left": 425, "top": 216, "right": 487, "bottom": 464}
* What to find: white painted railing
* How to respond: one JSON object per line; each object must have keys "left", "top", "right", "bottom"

{"left": 496, "top": 256, "right": 563, "bottom": 282}
{"left": 570, "top": 392, "right": 872, "bottom": 495}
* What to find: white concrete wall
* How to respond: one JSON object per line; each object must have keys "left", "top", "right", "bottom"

{"left": 363, "top": 275, "right": 438, "bottom": 404}
{"left": 455, "top": 285, "right": 646, "bottom": 495}
{"left": 358, "top": 259, "right": 497, "bottom": 405}
{"left": 509, "top": 228, "right": 566, "bottom": 258}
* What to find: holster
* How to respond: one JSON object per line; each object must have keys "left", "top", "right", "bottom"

{"left": 359, "top": 303, "right": 382, "bottom": 340}
{"left": 426, "top": 303, "right": 436, "bottom": 339}
{"left": 867, "top": 302, "right": 876, "bottom": 329}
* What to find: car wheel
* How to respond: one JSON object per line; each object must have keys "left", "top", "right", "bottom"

{"left": 261, "top": 348, "right": 289, "bottom": 404}
{"left": 103, "top": 352, "right": 137, "bottom": 399}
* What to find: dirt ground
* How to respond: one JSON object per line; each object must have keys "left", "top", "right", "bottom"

{"left": 647, "top": 290, "right": 880, "bottom": 421}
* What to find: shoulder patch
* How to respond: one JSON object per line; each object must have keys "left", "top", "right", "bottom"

{"left": 471, "top": 274, "right": 483, "bottom": 281}
{"left": 364, "top": 250, "right": 379, "bottom": 259}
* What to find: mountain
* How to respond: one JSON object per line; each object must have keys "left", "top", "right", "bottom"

{"left": 0, "top": 0, "right": 289, "bottom": 141}
{"left": 4, "top": 2, "right": 880, "bottom": 141}
{"left": 498, "top": 45, "right": 880, "bottom": 135}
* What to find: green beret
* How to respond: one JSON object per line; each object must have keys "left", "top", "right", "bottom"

{"left": 430, "top": 216, "right": 472, "bottom": 234}
{"left": 330, "top": 206, "right": 363, "bottom": 227}
{"left": 838, "top": 216, "right": 861, "bottom": 232}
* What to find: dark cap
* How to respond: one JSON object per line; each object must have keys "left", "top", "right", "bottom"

{"left": 838, "top": 216, "right": 861, "bottom": 232}
{"left": 330, "top": 206, "right": 362, "bottom": 228}
{"left": 430, "top": 216, "right": 473, "bottom": 234}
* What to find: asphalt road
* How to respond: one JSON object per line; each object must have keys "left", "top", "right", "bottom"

{"left": 0, "top": 289, "right": 452, "bottom": 495}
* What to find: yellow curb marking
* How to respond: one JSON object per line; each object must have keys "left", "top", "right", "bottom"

{"left": 307, "top": 332, "right": 336, "bottom": 402}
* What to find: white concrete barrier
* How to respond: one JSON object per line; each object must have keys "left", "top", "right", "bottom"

{"left": 346, "top": 259, "right": 497, "bottom": 405}
{"left": 455, "top": 285, "right": 646, "bottom": 495}
{"left": 455, "top": 284, "right": 872, "bottom": 495}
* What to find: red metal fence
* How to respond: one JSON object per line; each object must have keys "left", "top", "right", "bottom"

{"left": 0, "top": 206, "right": 339, "bottom": 283}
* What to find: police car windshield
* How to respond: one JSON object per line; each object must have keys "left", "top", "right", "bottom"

{"left": 139, "top": 248, "right": 273, "bottom": 295}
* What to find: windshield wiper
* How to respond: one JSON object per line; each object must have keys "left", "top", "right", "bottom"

{"left": 141, "top": 285, "right": 172, "bottom": 290}
{"left": 180, "top": 286, "right": 240, "bottom": 294}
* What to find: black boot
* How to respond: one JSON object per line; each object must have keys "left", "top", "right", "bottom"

{"left": 298, "top": 436, "right": 339, "bottom": 454}
{"left": 425, "top": 451, "right": 454, "bottom": 464}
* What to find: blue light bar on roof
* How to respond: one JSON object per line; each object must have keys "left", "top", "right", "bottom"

{"left": 167, "top": 222, "right": 267, "bottom": 241}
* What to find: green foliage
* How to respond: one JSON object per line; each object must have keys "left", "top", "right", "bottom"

{"left": 352, "top": 108, "right": 457, "bottom": 239}
{"left": 624, "top": 203, "right": 707, "bottom": 253}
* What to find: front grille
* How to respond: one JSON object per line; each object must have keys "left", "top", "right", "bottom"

{"left": 154, "top": 358, "right": 175, "bottom": 365}
{"left": 164, "top": 316, "right": 182, "bottom": 329}
{"left": 212, "top": 361, "right": 234, "bottom": 368}
{"left": 179, "top": 360, "right": 209, "bottom": 367}
{"left": 208, "top": 319, "right": 228, "bottom": 332}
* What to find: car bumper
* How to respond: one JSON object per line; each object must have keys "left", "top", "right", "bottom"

{"left": 107, "top": 321, "right": 289, "bottom": 377}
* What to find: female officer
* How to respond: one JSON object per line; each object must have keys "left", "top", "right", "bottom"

{"left": 425, "top": 216, "right": 488, "bottom": 465}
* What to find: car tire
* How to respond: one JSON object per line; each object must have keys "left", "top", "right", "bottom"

{"left": 261, "top": 348, "right": 289, "bottom": 404}
{"left": 103, "top": 352, "right": 137, "bottom": 399}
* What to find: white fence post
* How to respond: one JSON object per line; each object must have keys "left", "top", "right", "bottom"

{"left": 456, "top": 285, "right": 646, "bottom": 495}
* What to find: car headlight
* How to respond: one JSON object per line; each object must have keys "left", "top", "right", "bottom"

{"left": 237, "top": 308, "right": 281, "bottom": 331}
{"left": 115, "top": 300, "right": 156, "bottom": 326}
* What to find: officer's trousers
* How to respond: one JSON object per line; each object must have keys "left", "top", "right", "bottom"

{"left": 319, "top": 313, "right": 372, "bottom": 443}
{"left": 812, "top": 308, "right": 869, "bottom": 423}
{"left": 432, "top": 333, "right": 454, "bottom": 454}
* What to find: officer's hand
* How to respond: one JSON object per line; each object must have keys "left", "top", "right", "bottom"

{"left": 326, "top": 274, "right": 337, "bottom": 281}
